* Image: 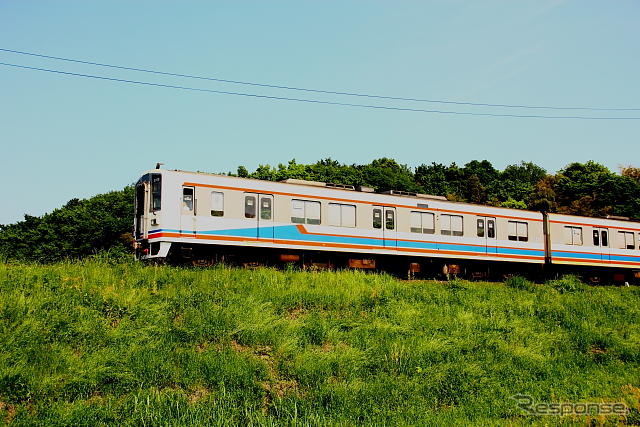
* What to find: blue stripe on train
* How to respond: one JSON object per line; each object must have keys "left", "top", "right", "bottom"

{"left": 552, "top": 250, "right": 640, "bottom": 263}
{"left": 148, "top": 226, "right": 545, "bottom": 258}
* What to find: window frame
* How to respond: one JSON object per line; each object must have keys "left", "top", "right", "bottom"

{"left": 618, "top": 231, "right": 635, "bottom": 250}
{"left": 150, "top": 174, "right": 162, "bottom": 212}
{"left": 563, "top": 226, "right": 583, "bottom": 246}
{"left": 411, "top": 211, "right": 435, "bottom": 234}
{"left": 487, "top": 219, "right": 496, "bottom": 238}
{"left": 477, "top": 218, "right": 485, "bottom": 237}
{"left": 385, "top": 209, "right": 395, "bottom": 230}
{"left": 245, "top": 194, "right": 257, "bottom": 219}
{"left": 182, "top": 187, "right": 195, "bottom": 213}
{"left": 260, "top": 196, "right": 272, "bottom": 221}
{"left": 372, "top": 208, "right": 382, "bottom": 229}
{"left": 508, "top": 220, "right": 529, "bottom": 242}
{"left": 291, "top": 199, "right": 321, "bottom": 225}
{"left": 328, "top": 203, "right": 356, "bottom": 228}
{"left": 441, "top": 214, "right": 463, "bottom": 237}
{"left": 211, "top": 191, "right": 224, "bottom": 217}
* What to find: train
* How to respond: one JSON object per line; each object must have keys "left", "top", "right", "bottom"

{"left": 134, "top": 167, "right": 640, "bottom": 283}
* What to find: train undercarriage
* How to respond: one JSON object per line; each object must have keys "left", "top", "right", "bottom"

{"left": 137, "top": 240, "right": 640, "bottom": 285}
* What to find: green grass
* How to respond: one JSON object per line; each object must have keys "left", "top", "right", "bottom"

{"left": 1, "top": 259, "right": 639, "bottom": 426}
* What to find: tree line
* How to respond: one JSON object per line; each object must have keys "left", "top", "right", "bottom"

{"left": 235, "top": 158, "right": 640, "bottom": 218}
{"left": 1, "top": 159, "right": 639, "bottom": 262}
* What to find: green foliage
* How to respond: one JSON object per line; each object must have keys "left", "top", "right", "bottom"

{"left": 505, "top": 275, "right": 536, "bottom": 292}
{"left": 500, "top": 198, "right": 528, "bottom": 210}
{"left": 2, "top": 159, "right": 640, "bottom": 263}
{"left": 0, "top": 262, "right": 639, "bottom": 424}
{"left": 547, "top": 275, "right": 588, "bottom": 293}
{"left": 0, "top": 187, "right": 134, "bottom": 262}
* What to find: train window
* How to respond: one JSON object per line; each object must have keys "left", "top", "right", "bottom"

{"left": 328, "top": 203, "right": 356, "bottom": 227}
{"left": 373, "top": 208, "right": 382, "bottom": 229}
{"left": 593, "top": 230, "right": 599, "bottom": 246}
{"left": 411, "top": 212, "right": 422, "bottom": 233}
{"left": 487, "top": 219, "right": 495, "bottom": 238}
{"left": 423, "top": 212, "right": 435, "bottom": 234}
{"left": 441, "top": 214, "right": 463, "bottom": 236}
{"left": 602, "top": 230, "right": 608, "bottom": 247}
{"left": 182, "top": 187, "right": 194, "bottom": 212}
{"left": 306, "top": 201, "right": 321, "bottom": 225}
{"left": 291, "top": 199, "right": 305, "bottom": 223}
{"left": 563, "top": 226, "right": 583, "bottom": 245}
{"left": 508, "top": 221, "right": 516, "bottom": 240}
{"left": 385, "top": 209, "right": 395, "bottom": 230}
{"left": 452, "top": 216, "right": 463, "bottom": 236}
{"left": 291, "top": 199, "right": 320, "bottom": 225}
{"left": 411, "top": 211, "right": 435, "bottom": 234}
{"left": 343, "top": 205, "right": 356, "bottom": 227}
{"left": 211, "top": 191, "right": 224, "bottom": 217}
{"left": 245, "top": 195, "right": 256, "bottom": 218}
{"left": 441, "top": 215, "right": 452, "bottom": 236}
{"left": 517, "top": 222, "right": 528, "bottom": 242}
{"left": 477, "top": 219, "right": 485, "bottom": 237}
{"left": 618, "top": 231, "right": 635, "bottom": 249}
{"left": 260, "top": 197, "right": 272, "bottom": 220}
{"left": 151, "top": 174, "right": 161, "bottom": 212}
{"left": 508, "top": 221, "right": 528, "bottom": 241}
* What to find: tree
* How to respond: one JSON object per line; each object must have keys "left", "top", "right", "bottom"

{"left": 500, "top": 198, "right": 528, "bottom": 210}
{"left": 415, "top": 163, "right": 451, "bottom": 196}
{"left": 0, "top": 186, "right": 135, "bottom": 262}
{"left": 275, "top": 159, "right": 312, "bottom": 181}
{"left": 554, "top": 161, "right": 617, "bottom": 216}
{"left": 528, "top": 175, "right": 557, "bottom": 212}
{"left": 358, "top": 158, "right": 420, "bottom": 193}
{"left": 492, "top": 161, "right": 547, "bottom": 205}
{"left": 621, "top": 166, "right": 640, "bottom": 182}
{"left": 466, "top": 174, "right": 487, "bottom": 204}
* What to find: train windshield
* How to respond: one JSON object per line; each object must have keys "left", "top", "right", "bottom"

{"left": 151, "top": 174, "right": 161, "bottom": 211}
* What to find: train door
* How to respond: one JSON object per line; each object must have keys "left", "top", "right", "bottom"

{"left": 476, "top": 216, "right": 497, "bottom": 254}
{"left": 384, "top": 207, "right": 397, "bottom": 247}
{"left": 135, "top": 182, "right": 148, "bottom": 239}
{"left": 181, "top": 186, "right": 196, "bottom": 235}
{"left": 373, "top": 206, "right": 396, "bottom": 247}
{"left": 593, "top": 227, "right": 610, "bottom": 262}
{"left": 258, "top": 194, "right": 274, "bottom": 241}
{"left": 372, "top": 206, "right": 384, "bottom": 245}
{"left": 244, "top": 193, "right": 274, "bottom": 241}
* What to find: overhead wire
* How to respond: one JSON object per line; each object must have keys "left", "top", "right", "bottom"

{"left": 1, "top": 47, "right": 638, "bottom": 112}
{"left": 1, "top": 61, "right": 639, "bottom": 120}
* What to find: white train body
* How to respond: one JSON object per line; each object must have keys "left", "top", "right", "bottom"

{"left": 547, "top": 213, "right": 640, "bottom": 270}
{"left": 134, "top": 169, "right": 640, "bottom": 279}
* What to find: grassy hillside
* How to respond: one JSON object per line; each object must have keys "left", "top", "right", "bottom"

{"left": 1, "top": 260, "right": 639, "bottom": 425}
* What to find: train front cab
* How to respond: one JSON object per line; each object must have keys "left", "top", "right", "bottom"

{"left": 134, "top": 171, "right": 171, "bottom": 260}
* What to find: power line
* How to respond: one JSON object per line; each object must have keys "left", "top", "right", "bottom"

{"left": 1, "top": 61, "right": 639, "bottom": 120}
{"left": 1, "top": 47, "right": 638, "bottom": 112}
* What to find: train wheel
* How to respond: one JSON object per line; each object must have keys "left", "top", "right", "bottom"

{"left": 191, "top": 258, "right": 215, "bottom": 267}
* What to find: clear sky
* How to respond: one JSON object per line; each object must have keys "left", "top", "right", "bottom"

{"left": 1, "top": 1, "right": 639, "bottom": 225}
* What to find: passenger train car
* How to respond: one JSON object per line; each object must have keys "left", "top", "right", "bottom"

{"left": 134, "top": 168, "right": 640, "bottom": 283}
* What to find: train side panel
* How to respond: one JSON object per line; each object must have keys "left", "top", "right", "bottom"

{"left": 137, "top": 170, "right": 546, "bottom": 266}
{"left": 547, "top": 213, "right": 640, "bottom": 270}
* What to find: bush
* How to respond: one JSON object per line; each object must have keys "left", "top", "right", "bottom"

{"left": 547, "top": 275, "right": 587, "bottom": 293}
{"left": 505, "top": 276, "right": 536, "bottom": 292}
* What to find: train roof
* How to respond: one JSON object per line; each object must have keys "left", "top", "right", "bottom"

{"left": 139, "top": 168, "right": 640, "bottom": 225}
{"left": 141, "top": 168, "right": 546, "bottom": 217}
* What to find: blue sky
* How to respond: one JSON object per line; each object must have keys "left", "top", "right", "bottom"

{"left": 1, "top": 1, "right": 639, "bottom": 224}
